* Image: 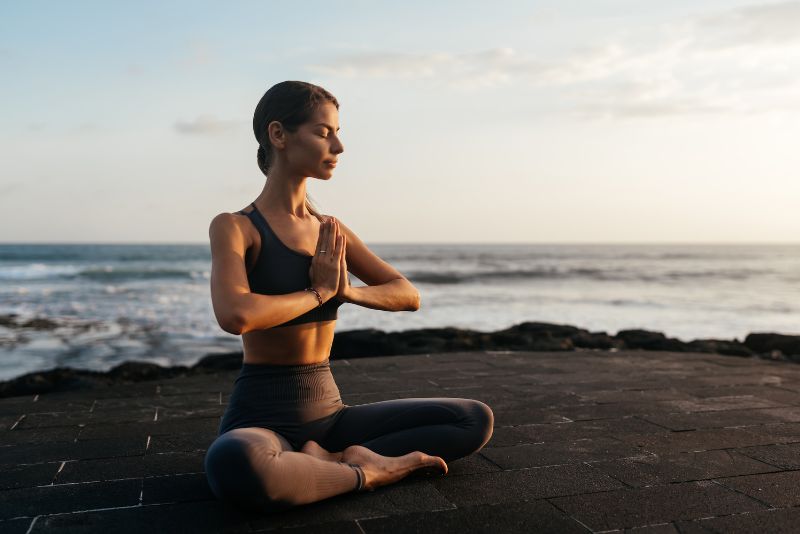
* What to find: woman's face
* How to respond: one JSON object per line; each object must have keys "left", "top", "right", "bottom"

{"left": 285, "top": 102, "right": 344, "bottom": 180}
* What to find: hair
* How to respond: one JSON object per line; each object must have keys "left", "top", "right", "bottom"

{"left": 253, "top": 80, "right": 339, "bottom": 221}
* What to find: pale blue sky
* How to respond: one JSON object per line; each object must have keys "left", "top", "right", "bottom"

{"left": 2, "top": 0, "right": 799, "bottom": 243}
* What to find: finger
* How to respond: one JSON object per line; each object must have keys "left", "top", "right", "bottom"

{"left": 315, "top": 218, "right": 329, "bottom": 255}
{"left": 328, "top": 219, "right": 337, "bottom": 258}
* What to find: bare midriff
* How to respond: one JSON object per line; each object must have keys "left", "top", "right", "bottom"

{"left": 241, "top": 321, "right": 336, "bottom": 366}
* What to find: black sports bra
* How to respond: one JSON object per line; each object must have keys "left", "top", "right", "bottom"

{"left": 239, "top": 202, "right": 344, "bottom": 328}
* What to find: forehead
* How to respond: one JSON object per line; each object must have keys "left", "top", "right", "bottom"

{"left": 308, "top": 102, "right": 339, "bottom": 127}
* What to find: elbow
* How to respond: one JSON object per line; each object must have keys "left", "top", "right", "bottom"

{"left": 218, "top": 309, "right": 247, "bottom": 335}
{"left": 409, "top": 291, "right": 421, "bottom": 312}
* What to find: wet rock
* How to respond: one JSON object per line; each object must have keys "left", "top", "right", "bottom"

{"left": 615, "top": 329, "right": 689, "bottom": 352}
{"left": 744, "top": 333, "right": 800, "bottom": 357}
{"left": 687, "top": 339, "right": 755, "bottom": 357}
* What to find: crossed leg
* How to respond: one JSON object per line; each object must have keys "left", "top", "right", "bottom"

{"left": 204, "top": 425, "right": 450, "bottom": 512}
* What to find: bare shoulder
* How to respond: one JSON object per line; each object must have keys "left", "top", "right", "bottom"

{"left": 209, "top": 212, "right": 252, "bottom": 255}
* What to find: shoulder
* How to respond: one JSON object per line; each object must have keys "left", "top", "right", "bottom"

{"left": 208, "top": 212, "right": 253, "bottom": 249}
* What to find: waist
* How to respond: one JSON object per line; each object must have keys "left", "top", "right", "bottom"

{"left": 233, "top": 357, "right": 341, "bottom": 404}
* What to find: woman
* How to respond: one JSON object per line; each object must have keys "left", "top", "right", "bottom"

{"left": 203, "top": 81, "right": 494, "bottom": 513}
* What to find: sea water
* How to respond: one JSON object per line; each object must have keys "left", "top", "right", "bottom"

{"left": 1, "top": 243, "right": 798, "bottom": 381}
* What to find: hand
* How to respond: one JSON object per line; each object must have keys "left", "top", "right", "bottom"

{"left": 308, "top": 216, "right": 344, "bottom": 302}
{"left": 336, "top": 232, "right": 352, "bottom": 303}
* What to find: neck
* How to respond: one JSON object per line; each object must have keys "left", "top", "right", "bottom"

{"left": 257, "top": 168, "right": 309, "bottom": 219}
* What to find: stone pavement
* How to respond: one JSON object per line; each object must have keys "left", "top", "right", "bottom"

{"left": 4, "top": 349, "right": 800, "bottom": 533}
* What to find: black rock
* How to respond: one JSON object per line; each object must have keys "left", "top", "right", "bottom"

{"left": 744, "top": 333, "right": 800, "bottom": 357}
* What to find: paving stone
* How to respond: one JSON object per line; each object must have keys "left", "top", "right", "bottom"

{"left": 591, "top": 450, "right": 778, "bottom": 487}
{"left": 573, "top": 387, "right": 697, "bottom": 403}
{"left": 692, "top": 507, "right": 800, "bottom": 533}
{"left": 0, "top": 478, "right": 141, "bottom": 520}
{"left": 514, "top": 417, "right": 668, "bottom": 443}
{"left": 146, "top": 432, "right": 215, "bottom": 454}
{"left": 444, "top": 451, "right": 501, "bottom": 476}
{"left": 359, "top": 499, "right": 587, "bottom": 533}
{"left": 549, "top": 480, "right": 768, "bottom": 531}
{"left": 3, "top": 425, "right": 82, "bottom": 445}
{"left": 28, "top": 500, "right": 255, "bottom": 533}
{"left": 247, "top": 482, "right": 444, "bottom": 530}
{"left": 613, "top": 427, "right": 785, "bottom": 454}
{"left": 0, "top": 517, "right": 33, "bottom": 534}
{"left": 8, "top": 350, "right": 800, "bottom": 532}
{"left": 735, "top": 443, "right": 800, "bottom": 469}
{"left": 141, "top": 473, "right": 216, "bottom": 504}
{"left": 53, "top": 452, "right": 204, "bottom": 483}
{"left": 715, "top": 470, "right": 800, "bottom": 507}
{"left": 431, "top": 464, "right": 625, "bottom": 507}
{"left": 0, "top": 461, "right": 61, "bottom": 490}
{"left": 685, "top": 385, "right": 800, "bottom": 405}
{"left": 481, "top": 437, "right": 643, "bottom": 469}
{"left": 639, "top": 408, "right": 800, "bottom": 431}
{"left": 11, "top": 411, "right": 93, "bottom": 429}
{"left": 492, "top": 408, "right": 570, "bottom": 426}
{"left": 255, "top": 520, "right": 363, "bottom": 533}
{"left": 0, "top": 436, "right": 147, "bottom": 464}
{"left": 554, "top": 402, "right": 679, "bottom": 421}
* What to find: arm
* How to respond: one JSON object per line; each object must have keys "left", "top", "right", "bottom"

{"left": 335, "top": 218, "right": 420, "bottom": 312}
{"left": 208, "top": 213, "right": 335, "bottom": 334}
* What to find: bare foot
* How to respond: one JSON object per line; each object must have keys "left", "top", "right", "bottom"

{"left": 300, "top": 440, "right": 343, "bottom": 462}
{"left": 340, "top": 445, "right": 448, "bottom": 491}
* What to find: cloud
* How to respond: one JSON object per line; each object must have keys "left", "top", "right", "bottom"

{"left": 175, "top": 40, "right": 215, "bottom": 69}
{"left": 307, "top": 2, "right": 800, "bottom": 119}
{"left": 173, "top": 115, "right": 240, "bottom": 135}
{"left": 695, "top": 1, "right": 800, "bottom": 49}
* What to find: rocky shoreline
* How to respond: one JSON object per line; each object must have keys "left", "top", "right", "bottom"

{"left": 2, "top": 321, "right": 799, "bottom": 398}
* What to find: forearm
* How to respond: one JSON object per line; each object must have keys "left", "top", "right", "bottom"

{"left": 235, "top": 289, "right": 331, "bottom": 333}
{"left": 344, "top": 278, "right": 420, "bottom": 312}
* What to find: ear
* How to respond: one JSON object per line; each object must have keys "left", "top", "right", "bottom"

{"left": 267, "top": 120, "right": 286, "bottom": 150}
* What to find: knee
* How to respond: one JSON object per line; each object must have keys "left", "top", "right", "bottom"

{"left": 204, "top": 432, "right": 287, "bottom": 512}
{"left": 469, "top": 400, "right": 494, "bottom": 451}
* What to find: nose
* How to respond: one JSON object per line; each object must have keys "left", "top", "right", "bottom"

{"left": 332, "top": 135, "right": 344, "bottom": 155}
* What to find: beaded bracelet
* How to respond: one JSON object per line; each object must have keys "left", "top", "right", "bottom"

{"left": 304, "top": 287, "right": 323, "bottom": 308}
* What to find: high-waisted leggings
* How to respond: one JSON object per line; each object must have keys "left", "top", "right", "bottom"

{"left": 204, "top": 358, "right": 494, "bottom": 512}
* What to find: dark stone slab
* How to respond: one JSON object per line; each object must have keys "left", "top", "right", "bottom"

{"left": 513, "top": 417, "right": 668, "bottom": 443}
{"left": 0, "top": 436, "right": 147, "bottom": 464}
{"left": 549, "top": 480, "right": 768, "bottom": 531}
{"left": 146, "top": 432, "right": 215, "bottom": 454}
{"left": 715, "top": 470, "right": 800, "bottom": 507}
{"left": 141, "top": 473, "right": 216, "bottom": 505}
{"left": 480, "top": 437, "right": 643, "bottom": 469}
{"left": 639, "top": 408, "right": 800, "bottom": 431}
{"left": 3, "top": 425, "right": 82, "bottom": 445}
{"left": 613, "top": 427, "right": 785, "bottom": 454}
{"left": 431, "top": 464, "right": 625, "bottom": 507}
{"left": 54, "top": 452, "right": 204, "bottom": 484}
{"left": 28, "top": 500, "right": 256, "bottom": 533}
{"left": 247, "top": 479, "right": 454, "bottom": 530}
{"left": 0, "top": 517, "right": 33, "bottom": 534}
{"left": 0, "top": 461, "right": 61, "bottom": 490}
{"left": 359, "top": 499, "right": 587, "bottom": 534}
{"left": 591, "top": 450, "right": 778, "bottom": 487}
{"left": 0, "top": 478, "right": 141, "bottom": 520}
{"left": 735, "top": 442, "right": 800, "bottom": 469}
{"left": 693, "top": 507, "right": 800, "bottom": 534}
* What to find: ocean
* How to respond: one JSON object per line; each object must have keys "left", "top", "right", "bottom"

{"left": 1, "top": 243, "right": 798, "bottom": 381}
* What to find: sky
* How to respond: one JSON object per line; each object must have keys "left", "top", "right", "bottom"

{"left": 1, "top": 0, "right": 799, "bottom": 244}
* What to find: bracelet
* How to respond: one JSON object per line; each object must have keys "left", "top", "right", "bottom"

{"left": 304, "top": 287, "right": 323, "bottom": 308}
{"left": 344, "top": 462, "right": 365, "bottom": 492}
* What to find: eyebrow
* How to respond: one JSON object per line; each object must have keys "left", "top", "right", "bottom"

{"left": 315, "top": 123, "right": 340, "bottom": 131}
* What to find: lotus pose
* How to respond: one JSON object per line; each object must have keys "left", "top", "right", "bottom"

{"left": 203, "top": 81, "right": 494, "bottom": 512}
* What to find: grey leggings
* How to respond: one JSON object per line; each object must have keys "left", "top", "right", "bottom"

{"left": 204, "top": 358, "right": 494, "bottom": 512}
